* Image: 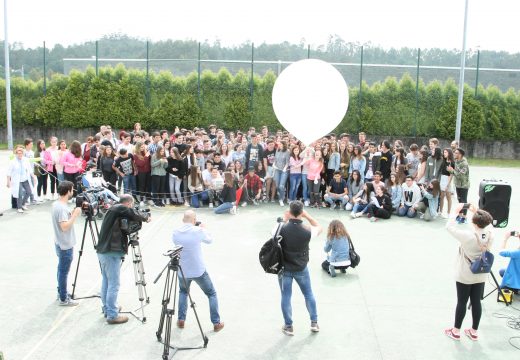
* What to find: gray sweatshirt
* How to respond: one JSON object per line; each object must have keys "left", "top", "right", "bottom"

{"left": 274, "top": 150, "right": 290, "bottom": 171}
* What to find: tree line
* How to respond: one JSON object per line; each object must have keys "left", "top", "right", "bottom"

{"left": 0, "top": 64, "right": 518, "bottom": 141}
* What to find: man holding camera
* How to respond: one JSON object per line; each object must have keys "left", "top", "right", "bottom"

{"left": 52, "top": 181, "right": 82, "bottom": 306}
{"left": 172, "top": 210, "right": 224, "bottom": 332}
{"left": 277, "top": 201, "right": 322, "bottom": 336}
{"left": 97, "top": 194, "right": 151, "bottom": 324}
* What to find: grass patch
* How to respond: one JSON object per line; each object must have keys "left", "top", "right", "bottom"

{"left": 468, "top": 158, "right": 520, "bottom": 168}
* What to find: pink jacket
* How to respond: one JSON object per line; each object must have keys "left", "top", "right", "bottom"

{"left": 61, "top": 151, "right": 83, "bottom": 174}
{"left": 306, "top": 159, "right": 323, "bottom": 181}
{"left": 42, "top": 150, "right": 54, "bottom": 172}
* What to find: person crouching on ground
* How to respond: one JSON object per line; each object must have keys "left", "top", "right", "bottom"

{"left": 321, "top": 220, "right": 351, "bottom": 277}
{"left": 414, "top": 179, "right": 440, "bottom": 221}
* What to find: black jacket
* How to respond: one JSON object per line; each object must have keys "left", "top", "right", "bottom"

{"left": 280, "top": 219, "right": 311, "bottom": 272}
{"left": 97, "top": 204, "right": 149, "bottom": 254}
{"left": 166, "top": 158, "right": 185, "bottom": 177}
{"left": 220, "top": 185, "right": 236, "bottom": 203}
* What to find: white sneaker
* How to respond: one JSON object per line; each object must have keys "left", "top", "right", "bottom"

{"left": 355, "top": 212, "right": 364, "bottom": 218}
{"left": 58, "top": 298, "right": 79, "bottom": 307}
{"left": 441, "top": 213, "right": 449, "bottom": 219}
{"left": 22, "top": 206, "right": 29, "bottom": 211}
{"left": 279, "top": 200, "right": 284, "bottom": 207}
{"left": 140, "top": 201, "right": 145, "bottom": 208}
{"left": 147, "top": 200, "right": 154, "bottom": 206}
{"left": 209, "top": 203, "right": 214, "bottom": 208}
{"left": 304, "top": 200, "right": 310, "bottom": 207}
{"left": 350, "top": 212, "right": 357, "bottom": 219}
{"left": 241, "top": 202, "right": 248, "bottom": 207}
{"left": 310, "top": 322, "right": 320, "bottom": 332}
{"left": 230, "top": 206, "right": 237, "bottom": 215}
{"left": 17, "top": 209, "right": 24, "bottom": 213}
{"left": 184, "top": 201, "right": 190, "bottom": 206}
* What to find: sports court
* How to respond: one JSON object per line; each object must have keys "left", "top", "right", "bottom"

{"left": 1, "top": 150, "right": 519, "bottom": 360}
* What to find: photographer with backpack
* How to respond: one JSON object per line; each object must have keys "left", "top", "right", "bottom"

{"left": 276, "top": 201, "right": 323, "bottom": 336}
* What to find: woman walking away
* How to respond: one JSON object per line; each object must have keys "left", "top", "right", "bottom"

{"left": 214, "top": 172, "right": 237, "bottom": 215}
{"left": 445, "top": 204, "right": 494, "bottom": 341}
{"left": 8, "top": 145, "right": 35, "bottom": 213}
{"left": 322, "top": 220, "right": 351, "bottom": 277}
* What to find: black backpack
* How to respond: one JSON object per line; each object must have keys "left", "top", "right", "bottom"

{"left": 259, "top": 223, "right": 284, "bottom": 275}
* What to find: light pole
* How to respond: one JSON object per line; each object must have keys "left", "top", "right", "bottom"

{"left": 455, "top": 0, "right": 469, "bottom": 143}
{"left": 3, "top": 0, "right": 13, "bottom": 150}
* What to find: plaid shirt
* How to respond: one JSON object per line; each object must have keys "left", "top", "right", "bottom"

{"left": 148, "top": 142, "right": 159, "bottom": 155}
{"left": 244, "top": 173, "right": 262, "bottom": 193}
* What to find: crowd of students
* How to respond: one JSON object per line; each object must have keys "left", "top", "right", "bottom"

{"left": 6, "top": 123, "right": 473, "bottom": 220}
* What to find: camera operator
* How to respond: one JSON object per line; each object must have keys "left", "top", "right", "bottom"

{"left": 499, "top": 231, "right": 520, "bottom": 294}
{"left": 172, "top": 210, "right": 224, "bottom": 332}
{"left": 97, "top": 194, "right": 151, "bottom": 324}
{"left": 52, "top": 180, "right": 82, "bottom": 306}
{"left": 277, "top": 200, "right": 323, "bottom": 336}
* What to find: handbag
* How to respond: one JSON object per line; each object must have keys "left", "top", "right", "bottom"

{"left": 347, "top": 236, "right": 360, "bottom": 268}
{"left": 464, "top": 232, "right": 493, "bottom": 274}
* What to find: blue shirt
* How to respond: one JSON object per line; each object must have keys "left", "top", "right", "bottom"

{"left": 324, "top": 237, "right": 350, "bottom": 264}
{"left": 172, "top": 224, "right": 213, "bottom": 278}
{"left": 500, "top": 249, "right": 520, "bottom": 290}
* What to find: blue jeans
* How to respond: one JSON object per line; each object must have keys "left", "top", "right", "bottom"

{"left": 324, "top": 194, "right": 348, "bottom": 207}
{"left": 301, "top": 173, "right": 309, "bottom": 201}
{"left": 214, "top": 201, "right": 234, "bottom": 214}
{"left": 191, "top": 190, "right": 209, "bottom": 208}
{"left": 398, "top": 204, "right": 417, "bottom": 218}
{"left": 352, "top": 202, "right": 368, "bottom": 214}
{"left": 178, "top": 271, "right": 220, "bottom": 324}
{"left": 278, "top": 266, "right": 317, "bottom": 326}
{"left": 55, "top": 244, "right": 74, "bottom": 301}
{"left": 289, "top": 173, "right": 302, "bottom": 201}
{"left": 122, "top": 175, "right": 136, "bottom": 197}
{"left": 273, "top": 169, "right": 289, "bottom": 201}
{"left": 98, "top": 252, "right": 122, "bottom": 320}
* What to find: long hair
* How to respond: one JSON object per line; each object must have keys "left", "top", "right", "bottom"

{"left": 134, "top": 141, "right": 144, "bottom": 158}
{"left": 364, "top": 182, "right": 375, "bottom": 198}
{"left": 102, "top": 146, "right": 115, "bottom": 158}
{"left": 396, "top": 164, "right": 407, "bottom": 184}
{"left": 223, "top": 171, "right": 234, "bottom": 188}
{"left": 442, "top": 148, "right": 454, "bottom": 164}
{"left": 419, "top": 149, "right": 429, "bottom": 163}
{"left": 171, "top": 147, "right": 182, "bottom": 160}
{"left": 394, "top": 148, "right": 406, "bottom": 164}
{"left": 69, "top": 140, "right": 82, "bottom": 158}
{"left": 290, "top": 145, "right": 300, "bottom": 160}
{"left": 432, "top": 147, "right": 442, "bottom": 161}
{"left": 155, "top": 146, "right": 166, "bottom": 160}
{"left": 354, "top": 145, "right": 363, "bottom": 160}
{"left": 349, "top": 169, "right": 361, "bottom": 186}
{"left": 430, "top": 179, "right": 441, "bottom": 197}
{"left": 190, "top": 165, "right": 202, "bottom": 187}
{"left": 327, "top": 220, "right": 350, "bottom": 241}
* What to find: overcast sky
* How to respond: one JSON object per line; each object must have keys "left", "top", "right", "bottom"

{"left": 2, "top": 0, "right": 519, "bottom": 53}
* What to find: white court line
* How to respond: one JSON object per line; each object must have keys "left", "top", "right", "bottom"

{"left": 20, "top": 209, "right": 173, "bottom": 360}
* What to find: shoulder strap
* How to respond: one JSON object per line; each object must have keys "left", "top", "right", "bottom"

{"left": 347, "top": 236, "right": 355, "bottom": 251}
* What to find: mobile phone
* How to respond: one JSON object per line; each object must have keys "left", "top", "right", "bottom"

{"left": 511, "top": 231, "right": 519, "bottom": 237}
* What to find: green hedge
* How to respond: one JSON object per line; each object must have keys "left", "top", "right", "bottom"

{"left": 1, "top": 64, "right": 519, "bottom": 141}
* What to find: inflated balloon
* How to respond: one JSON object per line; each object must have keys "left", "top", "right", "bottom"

{"left": 272, "top": 59, "right": 349, "bottom": 146}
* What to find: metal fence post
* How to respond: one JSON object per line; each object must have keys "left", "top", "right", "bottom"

{"left": 145, "top": 40, "right": 150, "bottom": 107}
{"left": 414, "top": 48, "right": 421, "bottom": 137}
{"left": 358, "top": 45, "right": 364, "bottom": 132}
{"left": 475, "top": 49, "right": 480, "bottom": 97}
{"left": 197, "top": 42, "right": 201, "bottom": 107}
{"left": 95, "top": 40, "right": 98, "bottom": 76}
{"left": 250, "top": 42, "right": 254, "bottom": 124}
{"left": 43, "top": 41, "right": 47, "bottom": 95}
{"left": 307, "top": 44, "right": 310, "bottom": 59}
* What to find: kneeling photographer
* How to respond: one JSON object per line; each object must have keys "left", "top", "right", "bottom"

{"left": 97, "top": 194, "right": 151, "bottom": 324}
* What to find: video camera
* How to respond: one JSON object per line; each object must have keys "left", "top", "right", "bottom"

{"left": 164, "top": 245, "right": 183, "bottom": 260}
{"left": 76, "top": 188, "right": 105, "bottom": 217}
{"left": 120, "top": 206, "right": 151, "bottom": 236}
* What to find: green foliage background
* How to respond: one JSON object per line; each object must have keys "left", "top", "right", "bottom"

{"left": 1, "top": 64, "right": 520, "bottom": 141}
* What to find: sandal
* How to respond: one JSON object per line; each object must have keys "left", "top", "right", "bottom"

{"left": 464, "top": 329, "right": 478, "bottom": 341}
{"left": 444, "top": 328, "right": 460, "bottom": 341}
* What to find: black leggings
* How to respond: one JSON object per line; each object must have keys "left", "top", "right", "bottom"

{"left": 366, "top": 204, "right": 391, "bottom": 219}
{"left": 50, "top": 167, "right": 58, "bottom": 194}
{"left": 37, "top": 173, "right": 48, "bottom": 196}
{"left": 137, "top": 172, "right": 151, "bottom": 200}
{"left": 454, "top": 281, "right": 485, "bottom": 330}
{"left": 456, "top": 188, "right": 469, "bottom": 204}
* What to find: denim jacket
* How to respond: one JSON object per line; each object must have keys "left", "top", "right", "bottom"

{"left": 324, "top": 237, "right": 350, "bottom": 263}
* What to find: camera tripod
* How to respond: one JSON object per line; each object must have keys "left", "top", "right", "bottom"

{"left": 154, "top": 248, "right": 208, "bottom": 360}
{"left": 71, "top": 213, "right": 101, "bottom": 300}
{"left": 468, "top": 270, "right": 511, "bottom": 310}
{"left": 120, "top": 233, "right": 150, "bottom": 323}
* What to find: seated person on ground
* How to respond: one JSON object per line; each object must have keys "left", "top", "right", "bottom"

{"left": 207, "top": 168, "right": 224, "bottom": 208}
{"left": 350, "top": 182, "right": 375, "bottom": 218}
{"left": 324, "top": 171, "right": 349, "bottom": 210}
{"left": 398, "top": 176, "right": 421, "bottom": 218}
{"left": 345, "top": 170, "right": 364, "bottom": 211}
{"left": 322, "top": 220, "right": 351, "bottom": 277}
{"left": 414, "top": 179, "right": 440, "bottom": 221}
{"left": 366, "top": 186, "right": 393, "bottom": 222}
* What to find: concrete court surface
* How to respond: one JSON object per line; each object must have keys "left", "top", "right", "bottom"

{"left": 0, "top": 149, "right": 520, "bottom": 360}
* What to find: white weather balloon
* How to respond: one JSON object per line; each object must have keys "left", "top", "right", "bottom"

{"left": 272, "top": 59, "right": 349, "bottom": 146}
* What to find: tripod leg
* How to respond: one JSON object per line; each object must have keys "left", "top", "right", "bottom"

{"left": 71, "top": 219, "right": 89, "bottom": 299}
{"left": 156, "top": 267, "right": 173, "bottom": 341}
{"left": 490, "top": 271, "right": 510, "bottom": 306}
